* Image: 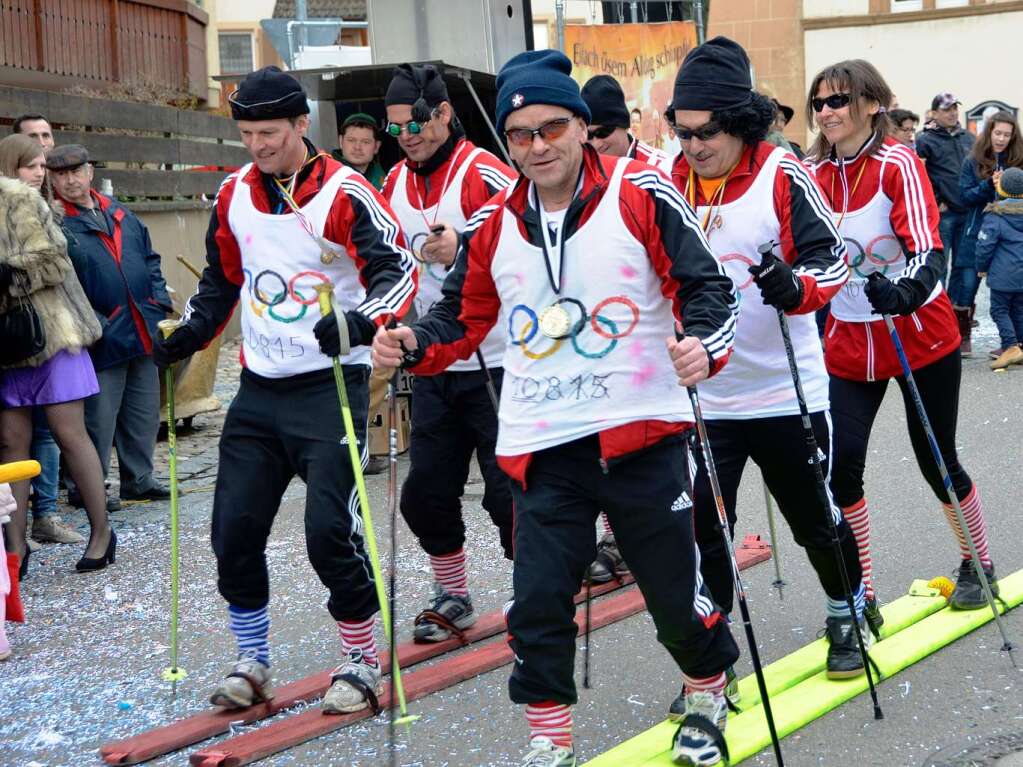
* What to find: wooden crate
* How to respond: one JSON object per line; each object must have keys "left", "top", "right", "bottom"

{"left": 368, "top": 397, "right": 411, "bottom": 456}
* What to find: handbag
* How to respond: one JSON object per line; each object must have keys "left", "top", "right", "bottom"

{"left": 0, "top": 269, "right": 46, "bottom": 366}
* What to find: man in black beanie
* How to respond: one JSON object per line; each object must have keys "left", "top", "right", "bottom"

{"left": 581, "top": 74, "right": 672, "bottom": 172}
{"left": 373, "top": 48, "right": 741, "bottom": 767}
{"left": 380, "top": 62, "right": 517, "bottom": 644}
{"left": 152, "top": 65, "right": 417, "bottom": 716}
{"left": 666, "top": 36, "right": 871, "bottom": 721}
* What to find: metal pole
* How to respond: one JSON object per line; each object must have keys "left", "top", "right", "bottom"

{"left": 630, "top": 1, "right": 639, "bottom": 22}
{"left": 694, "top": 0, "right": 706, "bottom": 43}
{"left": 459, "top": 71, "right": 514, "bottom": 166}
{"left": 555, "top": 0, "right": 566, "bottom": 53}
{"left": 295, "top": 0, "right": 307, "bottom": 51}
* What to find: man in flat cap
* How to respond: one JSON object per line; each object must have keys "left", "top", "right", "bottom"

{"left": 373, "top": 49, "right": 740, "bottom": 767}
{"left": 152, "top": 66, "right": 417, "bottom": 715}
{"left": 380, "top": 62, "right": 516, "bottom": 644}
{"left": 580, "top": 74, "right": 672, "bottom": 172}
{"left": 50, "top": 144, "right": 173, "bottom": 508}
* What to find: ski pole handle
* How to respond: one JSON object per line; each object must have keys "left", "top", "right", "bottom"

{"left": 0, "top": 460, "right": 41, "bottom": 484}
{"left": 158, "top": 319, "right": 181, "bottom": 339}
{"left": 315, "top": 282, "right": 351, "bottom": 357}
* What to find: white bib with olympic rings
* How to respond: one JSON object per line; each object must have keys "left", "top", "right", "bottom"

{"left": 229, "top": 163, "right": 370, "bottom": 378}
{"left": 694, "top": 146, "right": 829, "bottom": 419}
{"left": 490, "top": 156, "right": 691, "bottom": 457}
{"left": 829, "top": 154, "right": 941, "bottom": 323}
{"left": 388, "top": 147, "right": 507, "bottom": 372}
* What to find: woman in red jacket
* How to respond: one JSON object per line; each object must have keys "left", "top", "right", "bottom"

{"left": 804, "top": 59, "right": 996, "bottom": 622}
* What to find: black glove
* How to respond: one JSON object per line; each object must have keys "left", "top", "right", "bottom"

{"left": 748, "top": 253, "right": 804, "bottom": 311}
{"left": 152, "top": 323, "right": 202, "bottom": 368}
{"left": 864, "top": 272, "right": 915, "bottom": 316}
{"left": 313, "top": 310, "right": 375, "bottom": 357}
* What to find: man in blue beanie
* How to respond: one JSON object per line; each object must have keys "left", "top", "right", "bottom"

{"left": 372, "top": 49, "right": 741, "bottom": 767}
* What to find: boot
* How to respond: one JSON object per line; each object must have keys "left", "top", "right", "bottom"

{"left": 954, "top": 307, "right": 973, "bottom": 357}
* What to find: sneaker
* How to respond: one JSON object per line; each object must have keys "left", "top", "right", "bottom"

{"left": 363, "top": 456, "right": 388, "bottom": 476}
{"left": 121, "top": 484, "right": 171, "bottom": 502}
{"left": 209, "top": 656, "right": 273, "bottom": 709}
{"left": 322, "top": 649, "right": 382, "bottom": 714}
{"left": 413, "top": 584, "right": 477, "bottom": 643}
{"left": 950, "top": 560, "right": 999, "bottom": 610}
{"left": 671, "top": 691, "right": 729, "bottom": 766}
{"left": 863, "top": 597, "right": 885, "bottom": 640}
{"left": 521, "top": 736, "right": 576, "bottom": 766}
{"left": 586, "top": 533, "right": 629, "bottom": 584}
{"left": 31, "top": 515, "right": 86, "bottom": 544}
{"left": 668, "top": 667, "right": 739, "bottom": 722}
{"left": 990, "top": 344, "right": 1023, "bottom": 370}
{"left": 824, "top": 615, "right": 870, "bottom": 679}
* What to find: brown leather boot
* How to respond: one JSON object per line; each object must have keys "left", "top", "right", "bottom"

{"left": 954, "top": 307, "right": 973, "bottom": 356}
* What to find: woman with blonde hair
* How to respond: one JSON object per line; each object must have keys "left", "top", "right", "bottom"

{"left": 803, "top": 60, "right": 997, "bottom": 624}
{"left": 0, "top": 134, "right": 114, "bottom": 576}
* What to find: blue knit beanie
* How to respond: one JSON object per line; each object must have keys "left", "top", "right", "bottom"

{"left": 495, "top": 50, "right": 591, "bottom": 135}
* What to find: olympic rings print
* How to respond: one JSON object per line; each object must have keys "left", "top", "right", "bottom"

{"left": 408, "top": 231, "right": 449, "bottom": 282}
{"left": 845, "top": 235, "right": 902, "bottom": 278}
{"left": 508, "top": 296, "right": 639, "bottom": 360}
{"left": 243, "top": 268, "right": 330, "bottom": 324}
{"left": 718, "top": 253, "right": 755, "bottom": 291}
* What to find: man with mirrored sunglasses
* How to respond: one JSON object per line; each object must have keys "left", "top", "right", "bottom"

{"left": 373, "top": 48, "right": 741, "bottom": 767}
{"left": 581, "top": 74, "right": 672, "bottom": 173}
{"left": 381, "top": 63, "right": 517, "bottom": 645}
{"left": 667, "top": 37, "right": 869, "bottom": 713}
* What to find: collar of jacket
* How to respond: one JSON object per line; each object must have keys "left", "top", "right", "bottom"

{"left": 59, "top": 188, "right": 113, "bottom": 218}
{"left": 503, "top": 143, "right": 608, "bottom": 247}
{"left": 59, "top": 189, "right": 122, "bottom": 233}
{"left": 670, "top": 142, "right": 758, "bottom": 198}
{"left": 924, "top": 123, "right": 966, "bottom": 138}
{"left": 243, "top": 137, "right": 328, "bottom": 209}
{"left": 987, "top": 199, "right": 1023, "bottom": 215}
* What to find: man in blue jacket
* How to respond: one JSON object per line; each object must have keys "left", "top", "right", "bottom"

{"left": 48, "top": 145, "right": 172, "bottom": 502}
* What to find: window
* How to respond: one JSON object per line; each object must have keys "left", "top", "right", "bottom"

{"left": 219, "top": 33, "right": 254, "bottom": 75}
{"left": 935, "top": 0, "right": 969, "bottom": 6}
{"left": 891, "top": 0, "right": 922, "bottom": 11}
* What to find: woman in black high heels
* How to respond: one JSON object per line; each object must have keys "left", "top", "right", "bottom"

{"left": 0, "top": 136, "right": 114, "bottom": 573}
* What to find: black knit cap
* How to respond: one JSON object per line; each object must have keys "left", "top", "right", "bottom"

{"left": 581, "top": 75, "right": 630, "bottom": 129}
{"left": 229, "top": 66, "right": 309, "bottom": 121}
{"left": 384, "top": 64, "right": 449, "bottom": 109}
{"left": 673, "top": 36, "right": 753, "bottom": 112}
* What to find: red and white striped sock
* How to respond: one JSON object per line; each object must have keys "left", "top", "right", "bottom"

{"left": 337, "top": 616, "right": 379, "bottom": 666}
{"left": 429, "top": 548, "right": 469, "bottom": 597}
{"left": 525, "top": 701, "right": 573, "bottom": 750}
{"left": 842, "top": 499, "right": 874, "bottom": 601}
{"left": 601, "top": 512, "right": 614, "bottom": 537}
{"left": 682, "top": 670, "right": 727, "bottom": 696}
{"left": 941, "top": 485, "right": 992, "bottom": 568}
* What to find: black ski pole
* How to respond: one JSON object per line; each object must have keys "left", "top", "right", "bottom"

{"left": 757, "top": 242, "right": 883, "bottom": 720}
{"left": 879, "top": 311, "right": 1015, "bottom": 653}
{"left": 686, "top": 382, "right": 785, "bottom": 765}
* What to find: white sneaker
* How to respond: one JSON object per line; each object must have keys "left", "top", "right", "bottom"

{"left": 32, "top": 515, "right": 85, "bottom": 544}
{"left": 209, "top": 656, "right": 273, "bottom": 709}
{"left": 521, "top": 736, "right": 576, "bottom": 766}
{"left": 322, "top": 649, "right": 382, "bottom": 714}
{"left": 672, "top": 691, "right": 729, "bottom": 766}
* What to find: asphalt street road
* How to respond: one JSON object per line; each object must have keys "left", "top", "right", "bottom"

{"left": 1, "top": 309, "right": 1020, "bottom": 767}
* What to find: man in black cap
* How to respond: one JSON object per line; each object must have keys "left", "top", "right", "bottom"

{"left": 49, "top": 144, "right": 173, "bottom": 508}
{"left": 373, "top": 48, "right": 740, "bottom": 767}
{"left": 152, "top": 66, "right": 416, "bottom": 716}
{"left": 667, "top": 36, "right": 870, "bottom": 717}
{"left": 381, "top": 62, "right": 516, "bottom": 644}
{"left": 580, "top": 74, "right": 672, "bottom": 172}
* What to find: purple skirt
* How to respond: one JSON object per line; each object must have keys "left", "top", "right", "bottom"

{"left": 0, "top": 349, "right": 100, "bottom": 408}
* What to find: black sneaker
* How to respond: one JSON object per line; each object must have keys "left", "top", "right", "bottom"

{"left": 825, "top": 615, "right": 870, "bottom": 679}
{"left": 863, "top": 597, "right": 884, "bottom": 640}
{"left": 586, "top": 533, "right": 629, "bottom": 584}
{"left": 413, "top": 584, "right": 477, "bottom": 643}
{"left": 950, "top": 560, "right": 998, "bottom": 611}
{"left": 121, "top": 484, "right": 171, "bottom": 502}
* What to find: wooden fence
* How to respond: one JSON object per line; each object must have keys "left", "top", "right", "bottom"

{"left": 0, "top": 0, "right": 208, "bottom": 99}
{"left": 1, "top": 84, "right": 248, "bottom": 199}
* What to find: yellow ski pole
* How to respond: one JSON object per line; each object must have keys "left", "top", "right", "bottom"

{"left": 158, "top": 319, "right": 187, "bottom": 694}
{"left": 313, "top": 283, "right": 415, "bottom": 725}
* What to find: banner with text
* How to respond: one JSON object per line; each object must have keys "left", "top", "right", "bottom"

{"left": 565, "top": 22, "right": 697, "bottom": 156}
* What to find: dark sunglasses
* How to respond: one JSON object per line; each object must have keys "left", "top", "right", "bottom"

{"left": 675, "top": 122, "right": 722, "bottom": 142}
{"left": 812, "top": 93, "right": 852, "bottom": 113}
{"left": 586, "top": 125, "right": 617, "bottom": 141}
{"left": 505, "top": 117, "right": 572, "bottom": 147}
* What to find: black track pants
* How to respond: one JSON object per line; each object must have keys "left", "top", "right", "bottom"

{"left": 212, "top": 366, "right": 377, "bottom": 622}
{"left": 507, "top": 434, "right": 739, "bottom": 706}
{"left": 400, "top": 368, "right": 514, "bottom": 560}
{"left": 829, "top": 349, "right": 972, "bottom": 507}
{"left": 692, "top": 412, "right": 862, "bottom": 614}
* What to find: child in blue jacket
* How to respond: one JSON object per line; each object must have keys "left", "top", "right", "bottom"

{"left": 976, "top": 166, "right": 1023, "bottom": 369}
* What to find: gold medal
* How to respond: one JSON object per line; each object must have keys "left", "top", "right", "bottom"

{"left": 320, "top": 249, "right": 335, "bottom": 265}
{"left": 539, "top": 304, "right": 572, "bottom": 339}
